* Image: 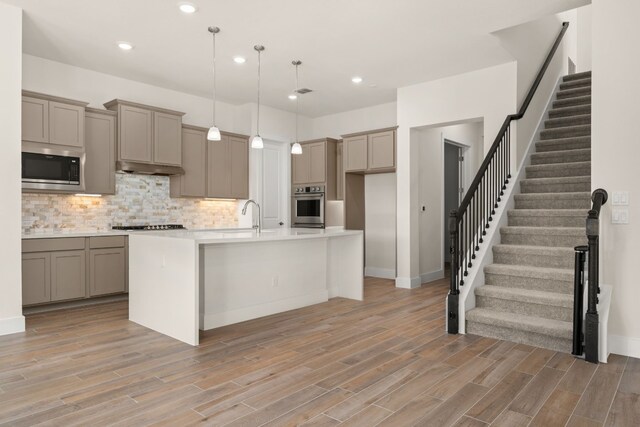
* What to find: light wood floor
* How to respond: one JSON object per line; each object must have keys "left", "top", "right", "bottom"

{"left": 0, "top": 277, "right": 638, "bottom": 426}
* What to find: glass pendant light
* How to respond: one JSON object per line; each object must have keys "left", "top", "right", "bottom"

{"left": 207, "top": 26, "right": 221, "bottom": 141}
{"left": 291, "top": 60, "right": 303, "bottom": 155}
{"left": 251, "top": 45, "right": 265, "bottom": 149}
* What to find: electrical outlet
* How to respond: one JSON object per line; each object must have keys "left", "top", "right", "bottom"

{"left": 612, "top": 208, "right": 629, "bottom": 224}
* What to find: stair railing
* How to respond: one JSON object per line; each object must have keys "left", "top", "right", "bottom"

{"left": 447, "top": 22, "right": 570, "bottom": 334}
{"left": 573, "top": 189, "right": 608, "bottom": 363}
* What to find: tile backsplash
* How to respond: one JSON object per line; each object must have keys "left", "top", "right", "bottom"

{"left": 22, "top": 174, "right": 239, "bottom": 234}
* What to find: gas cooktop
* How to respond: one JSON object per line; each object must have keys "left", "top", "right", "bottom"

{"left": 111, "top": 224, "right": 186, "bottom": 231}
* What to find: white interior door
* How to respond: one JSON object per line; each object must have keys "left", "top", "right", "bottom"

{"left": 259, "top": 141, "right": 289, "bottom": 228}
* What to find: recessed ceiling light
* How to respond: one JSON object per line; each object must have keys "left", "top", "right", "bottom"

{"left": 117, "top": 42, "right": 134, "bottom": 51}
{"left": 351, "top": 76, "right": 363, "bottom": 84}
{"left": 233, "top": 56, "right": 246, "bottom": 64}
{"left": 288, "top": 94, "right": 297, "bottom": 100}
{"left": 178, "top": 2, "right": 197, "bottom": 13}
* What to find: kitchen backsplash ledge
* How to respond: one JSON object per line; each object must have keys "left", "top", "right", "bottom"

{"left": 22, "top": 174, "right": 239, "bottom": 233}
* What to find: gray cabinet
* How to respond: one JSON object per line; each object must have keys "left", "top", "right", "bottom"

{"left": 229, "top": 136, "right": 249, "bottom": 199}
{"left": 292, "top": 144, "right": 311, "bottom": 184}
{"left": 51, "top": 251, "right": 86, "bottom": 301}
{"left": 21, "top": 91, "right": 87, "bottom": 148}
{"left": 343, "top": 127, "right": 397, "bottom": 173}
{"left": 171, "top": 126, "right": 207, "bottom": 198}
{"left": 308, "top": 142, "right": 327, "bottom": 183}
{"left": 22, "top": 253, "right": 51, "bottom": 305}
{"left": 84, "top": 109, "right": 116, "bottom": 195}
{"left": 89, "top": 248, "right": 126, "bottom": 296}
{"left": 104, "top": 99, "right": 184, "bottom": 166}
{"left": 290, "top": 138, "right": 338, "bottom": 200}
{"left": 336, "top": 141, "right": 344, "bottom": 200}
{"left": 207, "top": 134, "right": 231, "bottom": 198}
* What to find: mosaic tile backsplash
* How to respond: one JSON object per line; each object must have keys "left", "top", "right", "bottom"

{"left": 22, "top": 174, "right": 239, "bottom": 233}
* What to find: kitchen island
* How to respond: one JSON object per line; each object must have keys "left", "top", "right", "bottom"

{"left": 128, "top": 228, "right": 363, "bottom": 345}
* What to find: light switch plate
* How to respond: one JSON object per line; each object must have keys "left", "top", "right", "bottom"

{"left": 612, "top": 208, "right": 629, "bottom": 224}
{"left": 612, "top": 191, "right": 629, "bottom": 206}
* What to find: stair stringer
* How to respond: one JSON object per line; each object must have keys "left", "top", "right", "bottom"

{"left": 456, "top": 76, "right": 562, "bottom": 334}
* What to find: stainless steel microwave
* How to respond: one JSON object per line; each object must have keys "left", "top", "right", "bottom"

{"left": 22, "top": 148, "right": 85, "bottom": 192}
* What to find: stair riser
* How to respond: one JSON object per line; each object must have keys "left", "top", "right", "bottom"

{"left": 535, "top": 139, "right": 591, "bottom": 153}
{"left": 508, "top": 215, "right": 585, "bottom": 227}
{"left": 501, "top": 232, "right": 587, "bottom": 248}
{"left": 515, "top": 197, "right": 590, "bottom": 210}
{"left": 540, "top": 126, "right": 590, "bottom": 140}
{"left": 548, "top": 105, "right": 591, "bottom": 119}
{"left": 553, "top": 96, "right": 591, "bottom": 108}
{"left": 466, "top": 321, "right": 571, "bottom": 353}
{"left": 545, "top": 116, "right": 591, "bottom": 129}
{"left": 563, "top": 71, "right": 592, "bottom": 82}
{"left": 476, "top": 295, "right": 572, "bottom": 322}
{"left": 557, "top": 88, "right": 591, "bottom": 99}
{"left": 560, "top": 79, "right": 591, "bottom": 90}
{"left": 485, "top": 273, "right": 573, "bottom": 294}
{"left": 531, "top": 151, "right": 591, "bottom": 165}
{"left": 493, "top": 250, "right": 574, "bottom": 269}
{"left": 526, "top": 165, "right": 590, "bottom": 179}
{"left": 520, "top": 181, "right": 591, "bottom": 194}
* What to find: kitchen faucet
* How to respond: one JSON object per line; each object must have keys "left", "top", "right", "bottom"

{"left": 241, "top": 200, "right": 262, "bottom": 233}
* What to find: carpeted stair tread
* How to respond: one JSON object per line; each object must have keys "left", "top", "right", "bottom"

{"left": 531, "top": 148, "right": 591, "bottom": 165}
{"left": 563, "top": 71, "right": 591, "bottom": 81}
{"left": 500, "top": 225, "right": 587, "bottom": 247}
{"left": 545, "top": 114, "right": 591, "bottom": 129}
{"left": 540, "top": 124, "right": 591, "bottom": 140}
{"left": 484, "top": 263, "right": 573, "bottom": 283}
{"left": 507, "top": 209, "right": 587, "bottom": 227}
{"left": 493, "top": 244, "right": 575, "bottom": 269}
{"left": 525, "top": 161, "right": 590, "bottom": 179}
{"left": 548, "top": 104, "right": 591, "bottom": 119}
{"left": 500, "top": 225, "right": 585, "bottom": 237}
{"left": 557, "top": 86, "right": 591, "bottom": 99}
{"left": 535, "top": 136, "right": 591, "bottom": 153}
{"left": 466, "top": 308, "right": 572, "bottom": 339}
{"left": 514, "top": 192, "right": 591, "bottom": 209}
{"left": 475, "top": 285, "right": 573, "bottom": 308}
{"left": 559, "top": 78, "right": 591, "bottom": 90}
{"left": 553, "top": 95, "right": 591, "bottom": 108}
{"left": 520, "top": 176, "right": 591, "bottom": 194}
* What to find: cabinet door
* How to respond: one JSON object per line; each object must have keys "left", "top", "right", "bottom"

{"left": 180, "top": 128, "right": 207, "bottom": 197}
{"left": 89, "top": 248, "right": 126, "bottom": 296}
{"left": 229, "top": 136, "right": 249, "bottom": 199}
{"left": 336, "top": 142, "right": 344, "bottom": 200}
{"left": 153, "top": 112, "right": 182, "bottom": 166}
{"left": 51, "top": 251, "right": 86, "bottom": 302}
{"left": 49, "top": 102, "right": 84, "bottom": 148}
{"left": 22, "top": 253, "right": 51, "bottom": 305}
{"left": 119, "top": 105, "right": 153, "bottom": 163}
{"left": 344, "top": 135, "right": 368, "bottom": 172}
{"left": 367, "top": 130, "right": 395, "bottom": 171}
{"left": 292, "top": 145, "right": 310, "bottom": 184}
{"left": 22, "top": 97, "right": 49, "bottom": 143}
{"left": 308, "top": 142, "right": 326, "bottom": 184}
{"left": 207, "top": 135, "right": 231, "bottom": 198}
{"left": 84, "top": 112, "right": 116, "bottom": 195}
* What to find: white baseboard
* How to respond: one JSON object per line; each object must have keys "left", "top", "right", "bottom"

{"left": 200, "top": 291, "right": 328, "bottom": 330}
{"left": 364, "top": 267, "right": 396, "bottom": 280}
{"left": 395, "top": 276, "right": 422, "bottom": 289}
{"left": 421, "top": 269, "right": 444, "bottom": 284}
{"left": 0, "top": 316, "right": 25, "bottom": 336}
{"left": 609, "top": 334, "right": 640, "bottom": 359}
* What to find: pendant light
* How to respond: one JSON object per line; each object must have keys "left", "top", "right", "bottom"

{"left": 207, "top": 26, "right": 221, "bottom": 141}
{"left": 291, "top": 60, "right": 303, "bottom": 155}
{"left": 251, "top": 45, "right": 265, "bottom": 149}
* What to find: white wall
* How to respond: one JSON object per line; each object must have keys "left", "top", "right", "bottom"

{"left": 396, "top": 62, "right": 517, "bottom": 287}
{"left": 0, "top": 2, "right": 25, "bottom": 336}
{"left": 416, "top": 121, "right": 484, "bottom": 280}
{"left": 592, "top": 0, "right": 640, "bottom": 358}
{"left": 309, "top": 102, "right": 397, "bottom": 139}
{"left": 364, "top": 173, "right": 397, "bottom": 279}
{"left": 577, "top": 5, "right": 592, "bottom": 72}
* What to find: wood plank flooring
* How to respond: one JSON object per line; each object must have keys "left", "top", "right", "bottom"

{"left": 0, "top": 276, "right": 637, "bottom": 426}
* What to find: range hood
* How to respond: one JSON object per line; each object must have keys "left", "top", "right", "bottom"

{"left": 116, "top": 161, "right": 185, "bottom": 176}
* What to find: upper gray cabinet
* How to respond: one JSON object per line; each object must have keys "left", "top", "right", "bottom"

{"left": 84, "top": 108, "right": 117, "bottom": 195}
{"left": 170, "top": 126, "right": 249, "bottom": 199}
{"left": 342, "top": 127, "right": 397, "bottom": 174}
{"left": 22, "top": 91, "right": 87, "bottom": 148}
{"left": 291, "top": 138, "right": 338, "bottom": 200}
{"left": 104, "top": 99, "right": 185, "bottom": 167}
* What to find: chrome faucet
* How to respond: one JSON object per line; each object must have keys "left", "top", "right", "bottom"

{"left": 241, "top": 200, "right": 262, "bottom": 233}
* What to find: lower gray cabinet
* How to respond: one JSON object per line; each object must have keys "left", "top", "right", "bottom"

{"left": 51, "top": 251, "right": 86, "bottom": 301}
{"left": 89, "top": 248, "right": 126, "bottom": 296}
{"left": 22, "top": 253, "right": 51, "bottom": 305}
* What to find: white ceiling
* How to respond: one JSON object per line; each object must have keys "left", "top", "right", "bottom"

{"left": 7, "top": 0, "right": 588, "bottom": 117}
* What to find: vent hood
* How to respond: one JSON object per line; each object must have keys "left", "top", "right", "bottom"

{"left": 116, "top": 161, "right": 184, "bottom": 176}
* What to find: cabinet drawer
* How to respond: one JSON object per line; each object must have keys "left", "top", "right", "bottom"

{"left": 22, "top": 238, "right": 86, "bottom": 253}
{"left": 89, "top": 236, "right": 126, "bottom": 249}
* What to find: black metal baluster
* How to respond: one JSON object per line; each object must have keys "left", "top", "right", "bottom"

{"left": 497, "top": 139, "right": 502, "bottom": 202}
{"left": 507, "top": 123, "right": 511, "bottom": 181}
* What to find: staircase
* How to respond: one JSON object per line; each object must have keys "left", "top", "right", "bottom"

{"left": 466, "top": 71, "right": 592, "bottom": 352}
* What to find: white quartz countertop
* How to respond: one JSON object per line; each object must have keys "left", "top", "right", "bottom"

{"left": 132, "top": 227, "right": 362, "bottom": 244}
{"left": 22, "top": 230, "right": 131, "bottom": 239}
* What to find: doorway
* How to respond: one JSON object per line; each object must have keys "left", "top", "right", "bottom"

{"left": 257, "top": 140, "right": 290, "bottom": 229}
{"left": 443, "top": 140, "right": 464, "bottom": 263}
